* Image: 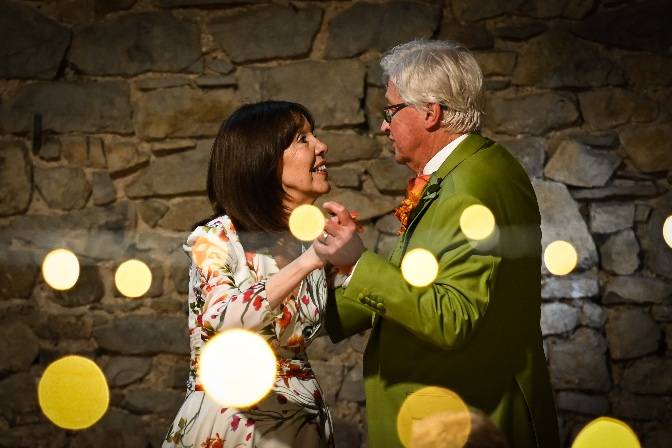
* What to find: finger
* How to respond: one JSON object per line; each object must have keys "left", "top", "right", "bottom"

{"left": 322, "top": 201, "right": 354, "bottom": 226}
{"left": 323, "top": 220, "right": 342, "bottom": 236}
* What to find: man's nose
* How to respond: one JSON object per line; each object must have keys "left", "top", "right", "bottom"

{"left": 380, "top": 119, "right": 390, "bottom": 133}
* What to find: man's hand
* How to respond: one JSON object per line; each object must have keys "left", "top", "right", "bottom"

{"left": 315, "top": 201, "right": 365, "bottom": 268}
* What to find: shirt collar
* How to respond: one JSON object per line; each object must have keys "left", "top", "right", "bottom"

{"left": 422, "top": 134, "right": 469, "bottom": 176}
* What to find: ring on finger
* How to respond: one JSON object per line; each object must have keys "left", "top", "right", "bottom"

{"left": 321, "top": 231, "right": 329, "bottom": 243}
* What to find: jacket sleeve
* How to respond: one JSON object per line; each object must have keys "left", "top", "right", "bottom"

{"left": 324, "top": 285, "right": 373, "bottom": 343}
{"left": 341, "top": 193, "right": 500, "bottom": 350}
{"left": 187, "top": 225, "right": 281, "bottom": 333}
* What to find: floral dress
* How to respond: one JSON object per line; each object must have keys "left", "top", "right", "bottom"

{"left": 164, "top": 216, "right": 334, "bottom": 448}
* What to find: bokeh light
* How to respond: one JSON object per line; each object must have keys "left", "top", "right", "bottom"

{"left": 397, "top": 386, "right": 470, "bottom": 448}
{"left": 288, "top": 204, "right": 325, "bottom": 241}
{"left": 544, "top": 240, "right": 578, "bottom": 276}
{"left": 42, "top": 249, "right": 80, "bottom": 290}
{"left": 199, "top": 329, "right": 277, "bottom": 408}
{"left": 459, "top": 204, "right": 496, "bottom": 241}
{"left": 572, "top": 416, "right": 640, "bottom": 448}
{"left": 115, "top": 259, "right": 152, "bottom": 298}
{"left": 663, "top": 215, "right": 672, "bottom": 248}
{"left": 401, "top": 248, "right": 439, "bottom": 287}
{"left": 38, "top": 355, "right": 109, "bottom": 430}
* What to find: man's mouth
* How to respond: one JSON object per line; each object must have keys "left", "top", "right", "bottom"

{"left": 311, "top": 163, "right": 327, "bottom": 174}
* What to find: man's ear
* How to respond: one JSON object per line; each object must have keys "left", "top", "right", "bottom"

{"left": 424, "top": 103, "right": 443, "bottom": 130}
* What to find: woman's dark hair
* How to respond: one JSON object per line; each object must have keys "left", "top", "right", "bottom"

{"left": 200, "top": 101, "right": 315, "bottom": 234}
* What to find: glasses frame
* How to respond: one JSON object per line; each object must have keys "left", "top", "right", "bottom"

{"left": 382, "top": 102, "right": 409, "bottom": 123}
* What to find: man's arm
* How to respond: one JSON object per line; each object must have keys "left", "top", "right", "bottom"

{"left": 340, "top": 193, "right": 500, "bottom": 350}
{"left": 324, "top": 285, "right": 373, "bottom": 343}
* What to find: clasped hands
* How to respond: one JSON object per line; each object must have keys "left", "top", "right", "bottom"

{"left": 313, "top": 201, "right": 365, "bottom": 271}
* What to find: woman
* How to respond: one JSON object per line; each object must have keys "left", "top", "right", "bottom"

{"left": 164, "top": 101, "right": 333, "bottom": 448}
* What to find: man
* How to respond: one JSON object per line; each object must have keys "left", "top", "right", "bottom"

{"left": 316, "top": 39, "right": 559, "bottom": 448}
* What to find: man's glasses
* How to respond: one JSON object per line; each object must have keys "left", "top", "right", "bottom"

{"left": 382, "top": 102, "right": 408, "bottom": 123}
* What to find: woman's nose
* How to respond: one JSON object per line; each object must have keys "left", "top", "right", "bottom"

{"left": 315, "top": 138, "right": 327, "bottom": 155}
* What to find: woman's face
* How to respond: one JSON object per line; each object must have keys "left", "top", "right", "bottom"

{"left": 281, "top": 118, "right": 330, "bottom": 209}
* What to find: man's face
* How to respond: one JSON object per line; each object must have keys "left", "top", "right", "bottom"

{"left": 380, "top": 81, "right": 425, "bottom": 171}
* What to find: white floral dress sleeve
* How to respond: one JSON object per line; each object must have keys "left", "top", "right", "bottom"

{"left": 185, "top": 221, "right": 280, "bottom": 334}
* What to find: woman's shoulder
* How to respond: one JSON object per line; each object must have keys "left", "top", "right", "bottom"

{"left": 186, "top": 215, "right": 238, "bottom": 246}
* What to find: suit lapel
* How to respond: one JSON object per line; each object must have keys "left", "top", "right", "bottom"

{"left": 395, "top": 134, "right": 491, "bottom": 261}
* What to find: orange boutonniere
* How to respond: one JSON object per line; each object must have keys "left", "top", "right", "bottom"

{"left": 394, "top": 174, "right": 431, "bottom": 235}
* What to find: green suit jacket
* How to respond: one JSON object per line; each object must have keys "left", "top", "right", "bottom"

{"left": 326, "top": 134, "right": 560, "bottom": 448}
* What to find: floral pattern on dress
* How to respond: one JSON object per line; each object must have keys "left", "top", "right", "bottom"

{"left": 164, "top": 215, "right": 334, "bottom": 448}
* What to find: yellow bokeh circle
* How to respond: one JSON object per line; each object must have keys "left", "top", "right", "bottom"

{"left": 115, "top": 259, "right": 152, "bottom": 298}
{"left": 42, "top": 249, "right": 80, "bottom": 291}
{"left": 544, "top": 240, "right": 578, "bottom": 276}
{"left": 459, "top": 204, "right": 496, "bottom": 241}
{"left": 397, "top": 386, "right": 471, "bottom": 448}
{"left": 38, "top": 355, "right": 109, "bottom": 430}
{"left": 288, "top": 204, "right": 325, "bottom": 241}
{"left": 401, "top": 248, "right": 439, "bottom": 287}
{"left": 572, "top": 416, "right": 640, "bottom": 448}
{"left": 663, "top": 215, "right": 672, "bottom": 248}
{"left": 199, "top": 329, "right": 277, "bottom": 408}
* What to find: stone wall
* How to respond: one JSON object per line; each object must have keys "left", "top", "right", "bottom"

{"left": 1, "top": 0, "right": 671, "bottom": 447}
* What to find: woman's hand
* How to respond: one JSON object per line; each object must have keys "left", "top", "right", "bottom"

{"left": 315, "top": 201, "right": 365, "bottom": 268}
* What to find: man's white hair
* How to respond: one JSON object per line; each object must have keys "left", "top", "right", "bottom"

{"left": 380, "top": 39, "right": 484, "bottom": 133}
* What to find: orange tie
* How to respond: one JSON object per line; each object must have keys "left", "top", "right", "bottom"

{"left": 394, "top": 174, "right": 431, "bottom": 235}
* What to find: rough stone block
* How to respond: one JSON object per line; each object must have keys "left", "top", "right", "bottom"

{"left": 70, "top": 12, "right": 201, "bottom": 75}
{"left": 326, "top": 2, "right": 440, "bottom": 58}
{"left": 134, "top": 87, "right": 237, "bottom": 139}
{"left": 158, "top": 197, "right": 212, "bottom": 231}
{"left": 621, "top": 357, "right": 672, "bottom": 394}
{"left": 589, "top": 202, "right": 634, "bottom": 234}
{"left": 541, "top": 269, "right": 599, "bottom": 300}
{"left": 453, "top": 0, "right": 525, "bottom": 21}
{"left": 540, "top": 303, "right": 580, "bottom": 335}
{"left": 532, "top": 179, "right": 598, "bottom": 271}
{"left": 474, "top": 51, "right": 517, "bottom": 77}
{"left": 0, "top": 322, "right": 39, "bottom": 373}
{"left": 438, "top": 20, "right": 494, "bottom": 50}
{"left": 35, "top": 166, "right": 91, "bottom": 211}
{"left": 316, "top": 189, "right": 399, "bottom": 222}
{"left": 484, "top": 92, "right": 578, "bottom": 135}
{"left": 606, "top": 307, "right": 659, "bottom": 360}
{"left": 604, "top": 276, "right": 672, "bottom": 305}
{"left": 1, "top": 82, "right": 133, "bottom": 134}
{"left": 547, "top": 328, "right": 611, "bottom": 392}
{"left": 599, "top": 230, "right": 640, "bottom": 275}
{"left": 320, "top": 131, "right": 381, "bottom": 164}
{"left": 571, "top": 0, "right": 672, "bottom": 53}
{"left": 209, "top": 5, "right": 322, "bottom": 63}
{"left": 51, "top": 264, "right": 105, "bottom": 307}
{"left": 0, "top": 140, "right": 32, "bottom": 217}
{"left": 0, "top": 250, "right": 38, "bottom": 299}
{"left": 104, "top": 356, "right": 153, "bottom": 387}
{"left": 238, "top": 60, "right": 366, "bottom": 127}
{"left": 544, "top": 140, "right": 621, "bottom": 188}
{"left": 556, "top": 391, "right": 609, "bottom": 416}
{"left": 126, "top": 145, "right": 209, "bottom": 198}
{"left": 512, "top": 31, "right": 623, "bottom": 88}
{"left": 105, "top": 141, "right": 150, "bottom": 176}
{"left": 367, "top": 158, "right": 412, "bottom": 195}
{"left": 620, "top": 124, "right": 672, "bottom": 173}
{"left": 0, "top": 0, "right": 70, "bottom": 79}
{"left": 498, "top": 136, "right": 545, "bottom": 178}
{"left": 92, "top": 171, "right": 117, "bottom": 206}
{"left": 94, "top": 315, "right": 189, "bottom": 355}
